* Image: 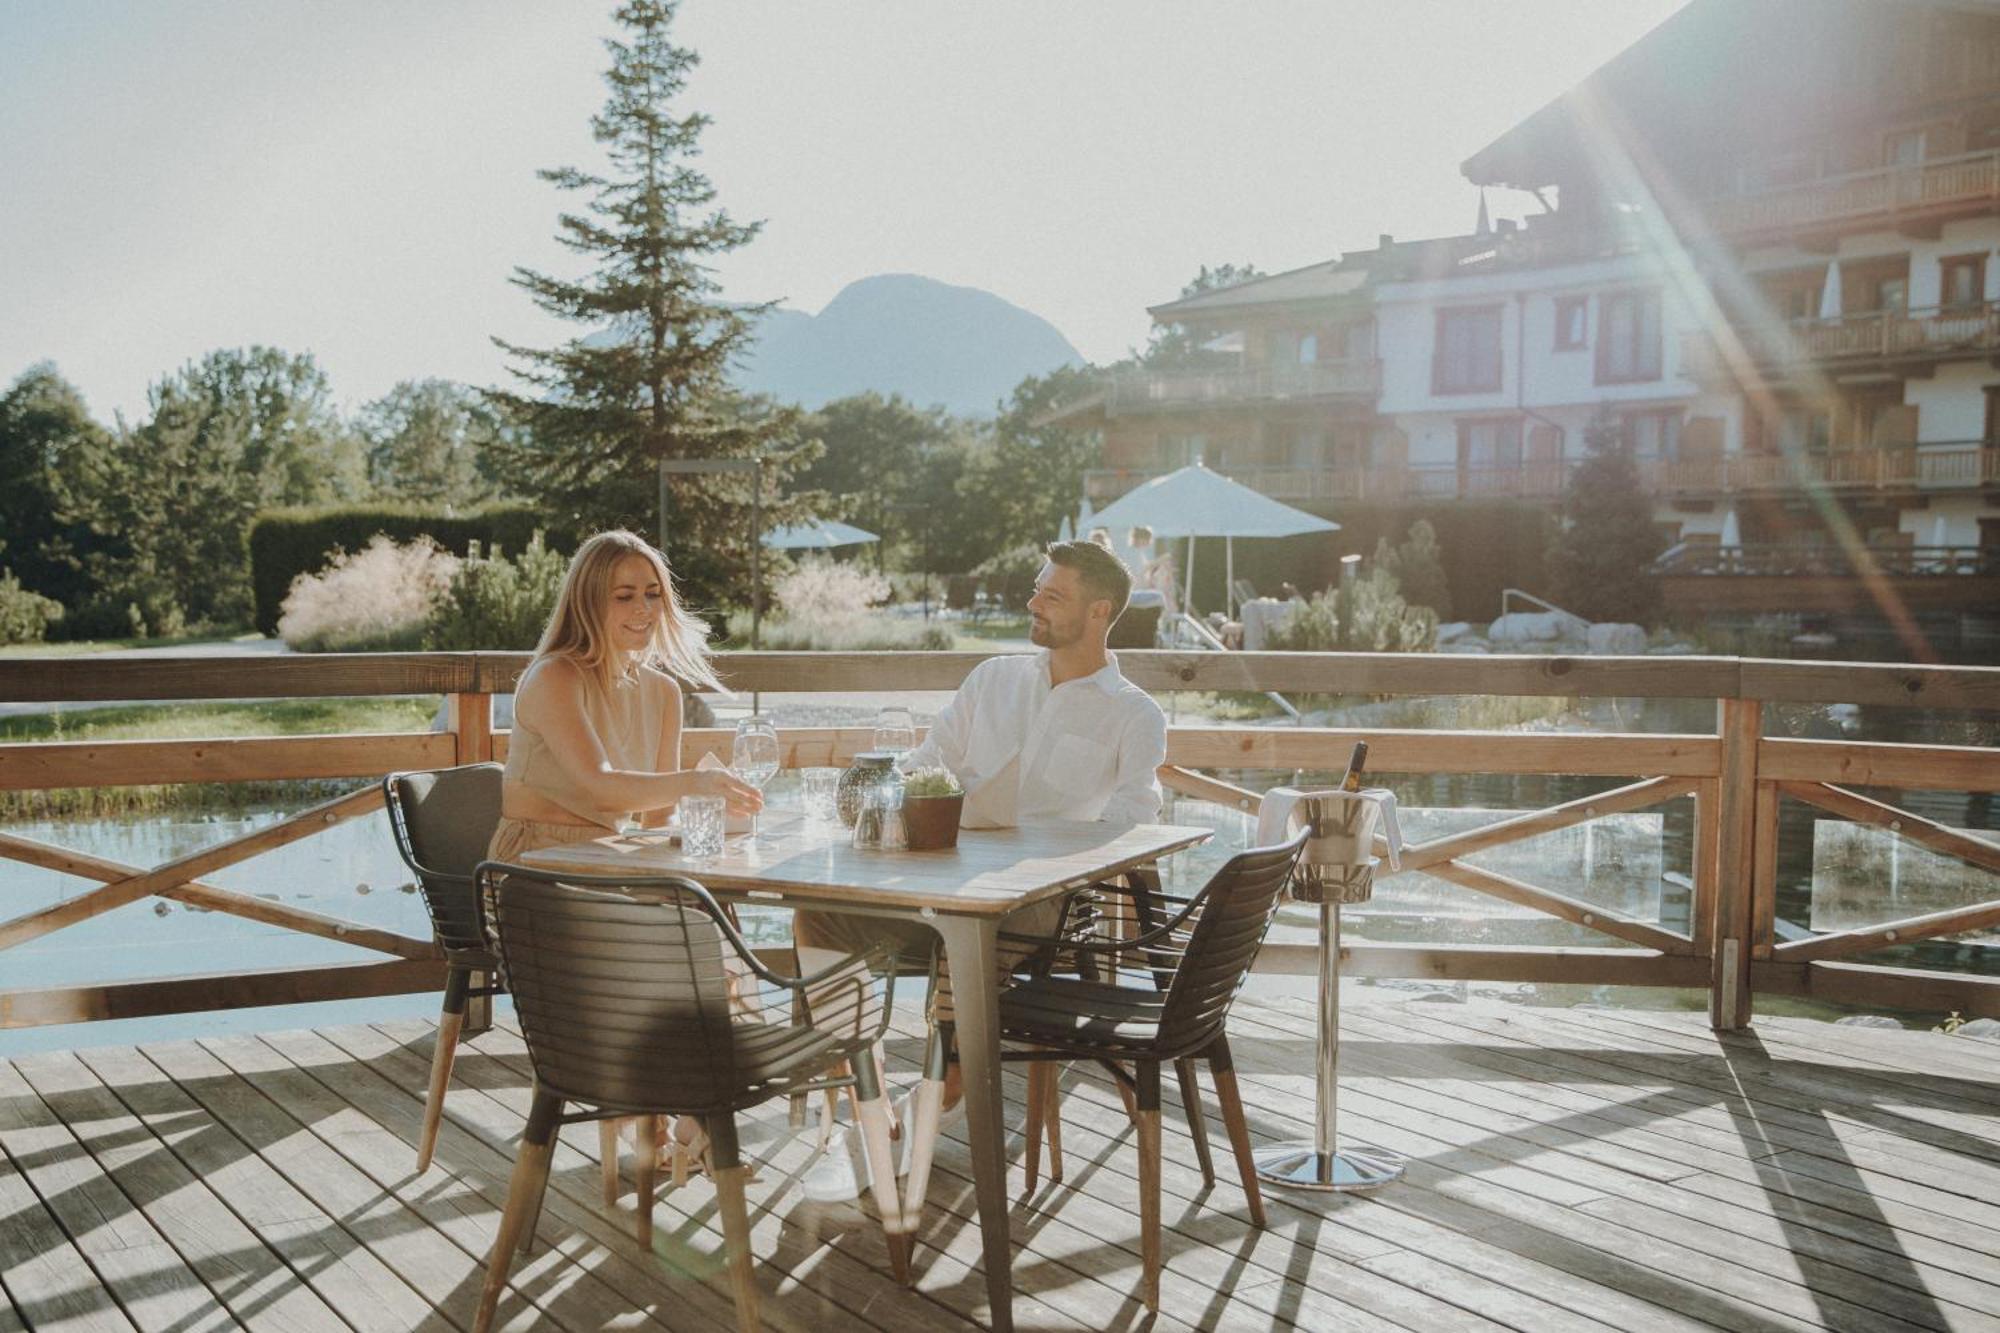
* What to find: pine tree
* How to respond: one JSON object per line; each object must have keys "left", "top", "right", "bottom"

{"left": 490, "top": 0, "right": 811, "bottom": 611}
{"left": 1550, "top": 415, "right": 1663, "bottom": 624}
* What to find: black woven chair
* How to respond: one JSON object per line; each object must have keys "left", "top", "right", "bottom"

{"left": 383, "top": 763, "right": 504, "bottom": 1174}
{"left": 470, "top": 864, "right": 904, "bottom": 1333}
{"left": 994, "top": 829, "right": 1308, "bottom": 1312}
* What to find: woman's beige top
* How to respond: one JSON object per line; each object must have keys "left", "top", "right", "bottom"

{"left": 502, "top": 656, "right": 676, "bottom": 829}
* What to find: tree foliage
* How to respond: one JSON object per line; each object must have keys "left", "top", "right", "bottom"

{"left": 488, "top": 0, "right": 812, "bottom": 612}
{"left": 361, "top": 379, "right": 505, "bottom": 506}
{"left": 961, "top": 365, "right": 1102, "bottom": 564}
{"left": 0, "top": 364, "right": 106, "bottom": 607}
{"left": 1373, "top": 518, "right": 1453, "bottom": 620}
{"left": 58, "top": 347, "right": 363, "bottom": 634}
{"left": 1550, "top": 414, "right": 1664, "bottom": 624}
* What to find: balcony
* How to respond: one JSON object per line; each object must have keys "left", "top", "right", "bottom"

{"left": 1102, "top": 358, "right": 1378, "bottom": 416}
{"left": 1086, "top": 444, "right": 2000, "bottom": 507}
{"left": 1703, "top": 147, "right": 2000, "bottom": 239}
{"left": 1682, "top": 301, "right": 2000, "bottom": 381}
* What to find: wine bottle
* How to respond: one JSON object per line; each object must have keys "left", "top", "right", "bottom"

{"left": 1339, "top": 741, "right": 1369, "bottom": 792}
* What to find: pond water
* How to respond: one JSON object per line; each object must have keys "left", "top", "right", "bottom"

{"left": 3, "top": 698, "right": 1991, "bottom": 1055}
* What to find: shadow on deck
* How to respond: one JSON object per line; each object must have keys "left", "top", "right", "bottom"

{"left": 3, "top": 994, "right": 1998, "bottom": 1331}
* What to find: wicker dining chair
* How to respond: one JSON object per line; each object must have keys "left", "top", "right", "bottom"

{"left": 469, "top": 863, "right": 904, "bottom": 1333}
{"left": 382, "top": 763, "right": 505, "bottom": 1174}
{"left": 993, "top": 828, "right": 1308, "bottom": 1312}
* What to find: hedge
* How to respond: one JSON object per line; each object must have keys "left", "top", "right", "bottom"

{"left": 247, "top": 502, "right": 553, "bottom": 634}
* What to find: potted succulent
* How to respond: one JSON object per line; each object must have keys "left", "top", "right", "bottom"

{"left": 900, "top": 766, "right": 964, "bottom": 851}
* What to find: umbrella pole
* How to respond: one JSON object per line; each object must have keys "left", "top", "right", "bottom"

{"left": 1183, "top": 537, "right": 1197, "bottom": 620}
{"left": 1226, "top": 538, "right": 1236, "bottom": 620}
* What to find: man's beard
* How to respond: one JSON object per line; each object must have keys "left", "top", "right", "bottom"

{"left": 1031, "top": 616, "right": 1080, "bottom": 649}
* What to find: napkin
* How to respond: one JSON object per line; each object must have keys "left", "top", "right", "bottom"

{"left": 695, "top": 752, "right": 756, "bottom": 833}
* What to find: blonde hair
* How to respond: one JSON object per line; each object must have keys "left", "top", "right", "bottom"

{"left": 534, "top": 530, "right": 724, "bottom": 693}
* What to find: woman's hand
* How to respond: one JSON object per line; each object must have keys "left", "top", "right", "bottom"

{"left": 691, "top": 767, "right": 764, "bottom": 816}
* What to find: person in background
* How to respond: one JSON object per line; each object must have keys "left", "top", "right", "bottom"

{"left": 1130, "top": 523, "right": 1180, "bottom": 616}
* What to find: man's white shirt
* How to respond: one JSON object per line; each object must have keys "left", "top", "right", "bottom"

{"left": 905, "top": 650, "right": 1167, "bottom": 827}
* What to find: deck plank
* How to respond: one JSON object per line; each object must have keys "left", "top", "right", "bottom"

{"left": 6, "top": 994, "right": 1999, "bottom": 1332}
{"left": 0, "top": 1060, "right": 231, "bottom": 1332}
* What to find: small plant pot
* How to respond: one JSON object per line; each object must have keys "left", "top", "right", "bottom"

{"left": 903, "top": 794, "right": 963, "bottom": 851}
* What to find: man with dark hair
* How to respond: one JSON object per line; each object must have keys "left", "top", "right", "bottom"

{"left": 791, "top": 539, "right": 1169, "bottom": 1199}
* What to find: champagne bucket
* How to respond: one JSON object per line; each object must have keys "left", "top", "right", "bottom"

{"left": 1292, "top": 790, "right": 1385, "bottom": 905}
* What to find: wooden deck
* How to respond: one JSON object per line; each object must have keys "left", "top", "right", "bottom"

{"left": 4, "top": 994, "right": 1999, "bottom": 1333}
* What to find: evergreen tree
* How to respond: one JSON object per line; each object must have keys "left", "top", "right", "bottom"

{"left": 490, "top": 0, "right": 811, "bottom": 611}
{"left": 1550, "top": 415, "right": 1663, "bottom": 623}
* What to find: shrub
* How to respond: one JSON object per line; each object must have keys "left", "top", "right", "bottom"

{"left": 1373, "top": 519, "right": 1452, "bottom": 621}
{"left": 773, "top": 558, "right": 889, "bottom": 621}
{"left": 725, "top": 607, "right": 953, "bottom": 651}
{"left": 424, "top": 533, "right": 571, "bottom": 650}
{"left": 1269, "top": 567, "right": 1437, "bottom": 652}
{"left": 0, "top": 569, "right": 63, "bottom": 645}
{"left": 247, "top": 501, "right": 547, "bottom": 634}
{"left": 278, "top": 537, "right": 459, "bottom": 652}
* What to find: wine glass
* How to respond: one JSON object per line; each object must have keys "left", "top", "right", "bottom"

{"left": 732, "top": 715, "right": 781, "bottom": 843}
{"left": 872, "top": 706, "right": 916, "bottom": 759}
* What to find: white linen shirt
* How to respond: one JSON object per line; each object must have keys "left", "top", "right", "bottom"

{"left": 905, "top": 650, "right": 1167, "bottom": 827}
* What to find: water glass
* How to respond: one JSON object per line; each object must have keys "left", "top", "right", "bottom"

{"left": 680, "top": 794, "right": 726, "bottom": 860}
{"left": 801, "top": 767, "right": 841, "bottom": 823}
{"left": 872, "top": 706, "right": 916, "bottom": 757}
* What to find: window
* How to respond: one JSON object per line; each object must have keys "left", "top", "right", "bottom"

{"left": 1983, "top": 385, "right": 2000, "bottom": 445}
{"left": 1622, "top": 409, "right": 1683, "bottom": 461}
{"left": 1296, "top": 333, "right": 1318, "bottom": 364}
{"left": 1872, "top": 275, "right": 1908, "bottom": 313}
{"left": 1941, "top": 253, "right": 1985, "bottom": 308}
{"left": 1553, "top": 296, "right": 1588, "bottom": 350}
{"left": 1777, "top": 408, "right": 1832, "bottom": 456}
{"left": 1885, "top": 128, "right": 1928, "bottom": 167}
{"left": 1596, "top": 288, "right": 1663, "bottom": 383}
{"left": 1457, "top": 417, "right": 1523, "bottom": 477}
{"left": 1433, "top": 306, "right": 1504, "bottom": 394}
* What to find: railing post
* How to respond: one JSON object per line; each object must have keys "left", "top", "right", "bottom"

{"left": 449, "top": 691, "right": 494, "bottom": 765}
{"left": 1710, "top": 698, "right": 1762, "bottom": 1030}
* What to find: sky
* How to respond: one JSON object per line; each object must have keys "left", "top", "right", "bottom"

{"left": 0, "top": 0, "right": 1690, "bottom": 425}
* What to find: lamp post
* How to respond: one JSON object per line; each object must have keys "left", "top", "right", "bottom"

{"left": 658, "top": 456, "right": 765, "bottom": 648}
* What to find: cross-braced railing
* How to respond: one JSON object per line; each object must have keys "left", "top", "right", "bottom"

{"left": 0, "top": 650, "right": 1995, "bottom": 1032}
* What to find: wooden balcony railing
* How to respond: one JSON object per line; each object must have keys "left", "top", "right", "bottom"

{"left": 1654, "top": 543, "right": 1999, "bottom": 578}
{"left": 1683, "top": 301, "right": 2000, "bottom": 379}
{"left": 1088, "top": 446, "right": 2000, "bottom": 506}
{"left": 1703, "top": 148, "right": 2000, "bottom": 237}
{"left": 1, "top": 651, "right": 1995, "bottom": 1035}
{"left": 1102, "top": 359, "right": 1378, "bottom": 415}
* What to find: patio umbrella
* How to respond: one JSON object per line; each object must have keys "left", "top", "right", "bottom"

{"left": 1058, "top": 514, "right": 1074, "bottom": 543}
{"left": 1088, "top": 462, "right": 1339, "bottom": 615}
{"left": 762, "top": 518, "right": 879, "bottom": 550}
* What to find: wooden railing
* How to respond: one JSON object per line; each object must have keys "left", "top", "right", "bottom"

{"left": 1102, "top": 359, "right": 1378, "bottom": 415}
{"left": 1, "top": 651, "right": 1996, "bottom": 1033}
{"left": 1656, "top": 543, "right": 1998, "bottom": 578}
{"left": 1683, "top": 302, "right": 2000, "bottom": 379}
{"left": 1703, "top": 148, "right": 2000, "bottom": 236}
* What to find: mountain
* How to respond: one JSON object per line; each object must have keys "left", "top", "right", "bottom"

{"left": 734, "top": 274, "right": 1084, "bottom": 416}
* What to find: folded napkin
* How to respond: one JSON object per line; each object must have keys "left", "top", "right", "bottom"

{"left": 695, "top": 752, "right": 756, "bottom": 833}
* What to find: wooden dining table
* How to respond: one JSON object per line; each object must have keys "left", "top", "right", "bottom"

{"left": 517, "top": 811, "right": 1211, "bottom": 1333}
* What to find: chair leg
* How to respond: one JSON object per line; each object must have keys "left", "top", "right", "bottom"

{"left": 899, "top": 1020, "right": 951, "bottom": 1242}
{"left": 473, "top": 1088, "right": 560, "bottom": 1333}
{"left": 1136, "top": 1061, "right": 1163, "bottom": 1314}
{"left": 599, "top": 1119, "right": 621, "bottom": 1204}
{"left": 635, "top": 1115, "right": 659, "bottom": 1248}
{"left": 417, "top": 966, "right": 471, "bottom": 1174}
{"left": 1044, "top": 1060, "right": 1065, "bottom": 1184}
{"left": 1022, "top": 1060, "right": 1048, "bottom": 1194}
{"left": 1175, "top": 1056, "right": 1216, "bottom": 1189}
{"left": 709, "top": 1116, "right": 761, "bottom": 1333}
{"left": 1208, "top": 1037, "right": 1265, "bottom": 1227}
{"left": 852, "top": 1056, "right": 911, "bottom": 1284}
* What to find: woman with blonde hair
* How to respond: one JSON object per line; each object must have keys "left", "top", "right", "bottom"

{"left": 490, "top": 529, "right": 761, "bottom": 861}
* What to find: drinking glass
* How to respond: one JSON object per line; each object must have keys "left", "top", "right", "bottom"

{"left": 732, "top": 715, "right": 781, "bottom": 843}
{"left": 872, "top": 706, "right": 916, "bottom": 758}
{"left": 680, "top": 794, "right": 726, "bottom": 860}
{"left": 801, "top": 766, "right": 841, "bottom": 824}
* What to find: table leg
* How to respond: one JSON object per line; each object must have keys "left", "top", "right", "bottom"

{"left": 934, "top": 915, "right": 1012, "bottom": 1333}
